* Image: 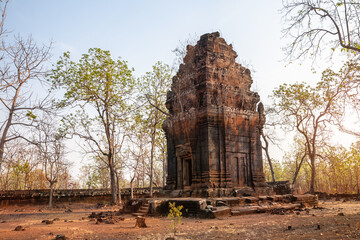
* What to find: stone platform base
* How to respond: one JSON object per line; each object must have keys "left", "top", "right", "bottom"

{"left": 129, "top": 194, "right": 318, "bottom": 218}
{"left": 162, "top": 186, "right": 275, "bottom": 198}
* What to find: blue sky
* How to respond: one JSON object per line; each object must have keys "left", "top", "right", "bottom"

{"left": 6, "top": 0, "right": 353, "bottom": 176}
{"left": 7, "top": 0, "right": 315, "bottom": 97}
{"left": 7, "top": 1, "right": 285, "bottom": 73}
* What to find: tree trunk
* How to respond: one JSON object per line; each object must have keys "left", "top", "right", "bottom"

{"left": 149, "top": 124, "right": 156, "bottom": 197}
{"left": 356, "top": 167, "right": 359, "bottom": 194}
{"left": 350, "top": 169, "right": 353, "bottom": 193}
{"left": 292, "top": 152, "right": 306, "bottom": 185}
{"left": 130, "top": 180, "right": 134, "bottom": 199}
{"left": 116, "top": 173, "right": 122, "bottom": 205}
{"left": 261, "top": 133, "right": 275, "bottom": 182}
{"left": 49, "top": 182, "right": 54, "bottom": 208}
{"left": 108, "top": 158, "right": 117, "bottom": 204}
{"left": 0, "top": 109, "right": 14, "bottom": 170}
{"left": 135, "top": 216, "right": 147, "bottom": 228}
{"left": 310, "top": 154, "right": 316, "bottom": 194}
{"left": 142, "top": 156, "right": 145, "bottom": 188}
{"left": 163, "top": 150, "right": 166, "bottom": 188}
{"left": 0, "top": 83, "right": 24, "bottom": 170}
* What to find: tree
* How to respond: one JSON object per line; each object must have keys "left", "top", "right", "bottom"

{"left": 139, "top": 61, "right": 172, "bottom": 196}
{"left": 0, "top": 142, "right": 38, "bottom": 190}
{"left": 349, "top": 141, "right": 360, "bottom": 193}
{"left": 172, "top": 34, "right": 198, "bottom": 70}
{"left": 113, "top": 137, "right": 127, "bottom": 205}
{"left": 128, "top": 124, "right": 149, "bottom": 199}
{"left": 282, "top": 134, "right": 310, "bottom": 186}
{"left": 0, "top": 0, "right": 9, "bottom": 51}
{"left": 282, "top": 0, "right": 360, "bottom": 62}
{"left": 261, "top": 133, "right": 276, "bottom": 183}
{"left": 50, "top": 48, "right": 135, "bottom": 204}
{"left": 0, "top": 35, "right": 51, "bottom": 169}
{"left": 34, "top": 115, "right": 68, "bottom": 207}
{"left": 272, "top": 64, "right": 350, "bottom": 193}
{"left": 80, "top": 162, "right": 110, "bottom": 189}
{"left": 332, "top": 61, "right": 360, "bottom": 136}
{"left": 282, "top": 1, "right": 360, "bottom": 139}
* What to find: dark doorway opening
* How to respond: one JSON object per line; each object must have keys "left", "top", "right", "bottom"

{"left": 182, "top": 158, "right": 192, "bottom": 189}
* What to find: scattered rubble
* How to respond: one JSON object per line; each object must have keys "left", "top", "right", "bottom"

{"left": 55, "top": 234, "right": 68, "bottom": 240}
{"left": 88, "top": 211, "right": 124, "bottom": 224}
{"left": 41, "top": 219, "right": 54, "bottom": 224}
{"left": 14, "top": 225, "right": 25, "bottom": 231}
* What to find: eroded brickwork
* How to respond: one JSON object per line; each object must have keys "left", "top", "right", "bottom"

{"left": 163, "top": 32, "right": 267, "bottom": 196}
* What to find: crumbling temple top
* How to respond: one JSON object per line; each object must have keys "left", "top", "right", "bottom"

{"left": 163, "top": 32, "right": 268, "bottom": 197}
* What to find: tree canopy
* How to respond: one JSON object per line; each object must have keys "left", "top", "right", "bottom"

{"left": 50, "top": 48, "right": 135, "bottom": 203}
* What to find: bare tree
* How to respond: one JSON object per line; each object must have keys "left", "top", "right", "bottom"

{"left": 261, "top": 132, "right": 276, "bottom": 183}
{"left": 259, "top": 105, "right": 286, "bottom": 183}
{"left": 34, "top": 116, "right": 67, "bottom": 207}
{"left": 0, "top": 0, "right": 9, "bottom": 52}
{"left": 128, "top": 155, "right": 141, "bottom": 199}
{"left": 0, "top": 35, "right": 51, "bottom": 169}
{"left": 128, "top": 127, "right": 149, "bottom": 199}
{"left": 282, "top": 0, "right": 360, "bottom": 62}
{"left": 172, "top": 34, "right": 198, "bottom": 71}
{"left": 333, "top": 61, "right": 360, "bottom": 137}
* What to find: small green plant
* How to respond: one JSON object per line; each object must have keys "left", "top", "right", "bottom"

{"left": 168, "top": 202, "right": 183, "bottom": 236}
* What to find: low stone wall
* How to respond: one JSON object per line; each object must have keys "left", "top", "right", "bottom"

{"left": 315, "top": 192, "right": 360, "bottom": 200}
{"left": 0, "top": 188, "right": 163, "bottom": 206}
{"left": 267, "top": 181, "right": 293, "bottom": 195}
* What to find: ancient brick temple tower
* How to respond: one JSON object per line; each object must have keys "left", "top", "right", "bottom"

{"left": 163, "top": 32, "right": 267, "bottom": 197}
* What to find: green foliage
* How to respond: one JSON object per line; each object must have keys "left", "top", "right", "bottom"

{"left": 49, "top": 47, "right": 135, "bottom": 150}
{"left": 135, "top": 61, "right": 173, "bottom": 190}
{"left": 138, "top": 61, "right": 172, "bottom": 135}
{"left": 317, "top": 143, "right": 360, "bottom": 193}
{"left": 25, "top": 111, "right": 37, "bottom": 120}
{"left": 0, "top": 143, "right": 75, "bottom": 190}
{"left": 279, "top": 135, "right": 360, "bottom": 194}
{"left": 168, "top": 202, "right": 183, "bottom": 235}
{"left": 264, "top": 158, "right": 285, "bottom": 182}
{"left": 51, "top": 48, "right": 134, "bottom": 108}
{"left": 271, "top": 61, "right": 360, "bottom": 192}
{"left": 50, "top": 48, "right": 135, "bottom": 203}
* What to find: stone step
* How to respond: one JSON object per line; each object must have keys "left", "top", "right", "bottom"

{"left": 138, "top": 209, "right": 149, "bottom": 214}
{"left": 231, "top": 207, "right": 259, "bottom": 216}
{"left": 231, "top": 203, "right": 302, "bottom": 216}
{"left": 243, "top": 197, "right": 259, "bottom": 203}
{"left": 206, "top": 206, "right": 232, "bottom": 218}
{"left": 132, "top": 212, "right": 146, "bottom": 217}
{"left": 131, "top": 202, "right": 150, "bottom": 217}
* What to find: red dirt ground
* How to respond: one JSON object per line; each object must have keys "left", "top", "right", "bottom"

{"left": 1, "top": 200, "right": 360, "bottom": 239}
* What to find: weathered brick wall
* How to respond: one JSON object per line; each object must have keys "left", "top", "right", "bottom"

{"left": 0, "top": 188, "right": 163, "bottom": 206}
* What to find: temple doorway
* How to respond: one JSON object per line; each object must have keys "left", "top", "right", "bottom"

{"left": 182, "top": 158, "right": 192, "bottom": 189}
{"left": 230, "top": 154, "right": 250, "bottom": 187}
